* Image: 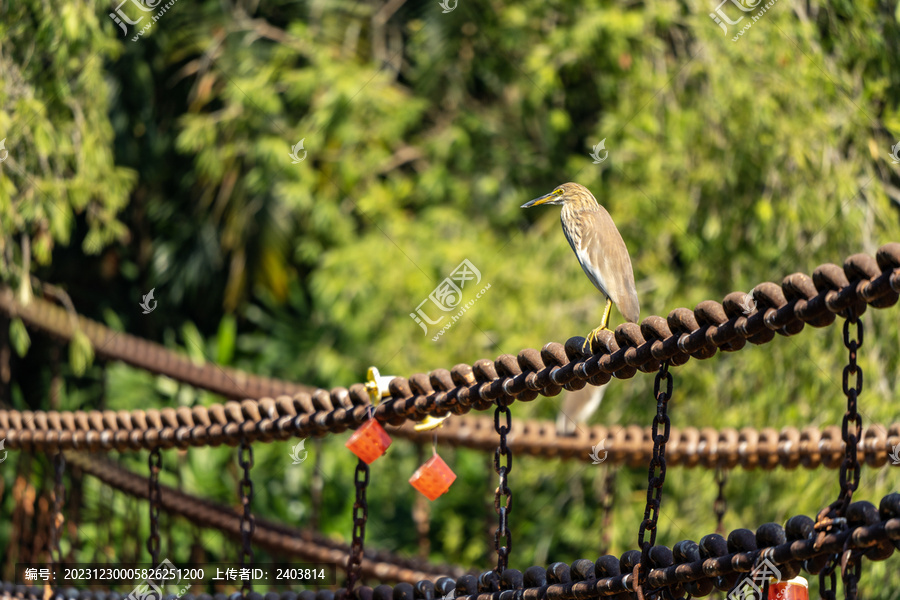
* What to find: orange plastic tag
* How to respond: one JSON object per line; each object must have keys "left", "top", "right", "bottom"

{"left": 767, "top": 577, "right": 809, "bottom": 600}
{"left": 345, "top": 418, "right": 392, "bottom": 464}
{"left": 409, "top": 454, "right": 457, "bottom": 500}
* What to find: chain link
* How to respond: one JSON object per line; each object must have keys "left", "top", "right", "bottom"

{"left": 838, "top": 313, "right": 863, "bottom": 600}
{"left": 638, "top": 361, "right": 673, "bottom": 585}
{"left": 347, "top": 458, "right": 369, "bottom": 594}
{"left": 238, "top": 437, "right": 255, "bottom": 596}
{"left": 819, "top": 556, "right": 838, "bottom": 600}
{"left": 841, "top": 544, "right": 862, "bottom": 600}
{"left": 816, "top": 312, "right": 865, "bottom": 600}
{"left": 49, "top": 452, "right": 66, "bottom": 579}
{"left": 839, "top": 314, "right": 863, "bottom": 510}
{"left": 714, "top": 467, "right": 728, "bottom": 535}
{"left": 147, "top": 448, "right": 161, "bottom": 568}
{"left": 493, "top": 396, "right": 513, "bottom": 574}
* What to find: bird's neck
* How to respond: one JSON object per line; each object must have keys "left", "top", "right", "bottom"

{"left": 561, "top": 202, "right": 598, "bottom": 220}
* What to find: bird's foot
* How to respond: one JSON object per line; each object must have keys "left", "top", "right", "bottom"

{"left": 582, "top": 325, "right": 609, "bottom": 354}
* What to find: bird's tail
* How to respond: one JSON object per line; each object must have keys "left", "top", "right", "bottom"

{"left": 619, "top": 293, "right": 640, "bottom": 323}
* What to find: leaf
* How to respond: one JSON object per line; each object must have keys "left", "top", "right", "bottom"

{"left": 9, "top": 318, "right": 31, "bottom": 357}
{"left": 181, "top": 322, "right": 207, "bottom": 364}
{"left": 69, "top": 330, "right": 94, "bottom": 376}
{"left": 216, "top": 314, "right": 237, "bottom": 365}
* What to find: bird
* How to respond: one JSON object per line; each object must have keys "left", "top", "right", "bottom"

{"left": 556, "top": 384, "right": 606, "bottom": 435}
{"left": 521, "top": 182, "right": 639, "bottom": 351}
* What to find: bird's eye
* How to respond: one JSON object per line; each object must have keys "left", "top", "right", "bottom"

{"left": 554, "top": 189, "right": 563, "bottom": 195}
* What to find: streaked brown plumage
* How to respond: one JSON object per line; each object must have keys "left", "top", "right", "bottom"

{"left": 521, "top": 182, "right": 639, "bottom": 346}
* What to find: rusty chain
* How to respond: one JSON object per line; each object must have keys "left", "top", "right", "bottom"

{"left": 816, "top": 311, "right": 865, "bottom": 600}
{"left": 714, "top": 467, "right": 727, "bottom": 535}
{"left": 839, "top": 313, "right": 863, "bottom": 511}
{"left": 238, "top": 437, "right": 255, "bottom": 595}
{"left": 0, "top": 286, "right": 313, "bottom": 401}
{"left": 394, "top": 416, "right": 900, "bottom": 470}
{"left": 5, "top": 506, "right": 900, "bottom": 600}
{"left": 493, "top": 396, "right": 513, "bottom": 574}
{"left": 637, "top": 362, "right": 673, "bottom": 591}
{"left": 838, "top": 312, "right": 864, "bottom": 599}
{"left": 841, "top": 543, "right": 862, "bottom": 600}
{"left": 347, "top": 458, "right": 370, "bottom": 594}
{"left": 49, "top": 451, "right": 66, "bottom": 578}
{"left": 820, "top": 555, "right": 839, "bottom": 600}
{"left": 4, "top": 247, "right": 900, "bottom": 454}
{"left": 147, "top": 448, "right": 162, "bottom": 567}
{"left": 65, "top": 452, "right": 463, "bottom": 583}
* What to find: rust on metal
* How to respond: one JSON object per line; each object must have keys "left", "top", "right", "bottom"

{"left": 63, "top": 453, "right": 469, "bottom": 583}
{"left": 1, "top": 245, "right": 899, "bottom": 453}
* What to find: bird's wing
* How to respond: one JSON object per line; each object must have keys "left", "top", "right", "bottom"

{"left": 580, "top": 208, "right": 640, "bottom": 323}
{"left": 562, "top": 210, "right": 611, "bottom": 299}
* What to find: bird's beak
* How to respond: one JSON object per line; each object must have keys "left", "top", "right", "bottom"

{"left": 521, "top": 192, "right": 556, "bottom": 208}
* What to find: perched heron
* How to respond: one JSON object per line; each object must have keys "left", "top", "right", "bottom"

{"left": 556, "top": 384, "right": 606, "bottom": 436}
{"left": 521, "top": 182, "right": 639, "bottom": 350}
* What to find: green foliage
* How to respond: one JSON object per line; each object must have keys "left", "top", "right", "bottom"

{"left": 8, "top": 317, "right": 30, "bottom": 357}
{"left": 69, "top": 329, "right": 94, "bottom": 377}
{"left": 0, "top": 0, "right": 136, "bottom": 264}
{"left": 2, "top": 0, "right": 900, "bottom": 596}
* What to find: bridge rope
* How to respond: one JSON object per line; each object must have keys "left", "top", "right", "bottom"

{"left": 2, "top": 244, "right": 899, "bottom": 453}
{"left": 387, "top": 416, "right": 900, "bottom": 470}
{"left": 64, "top": 452, "right": 469, "bottom": 583}
{"left": 2, "top": 494, "right": 899, "bottom": 599}
{"left": 0, "top": 287, "right": 314, "bottom": 400}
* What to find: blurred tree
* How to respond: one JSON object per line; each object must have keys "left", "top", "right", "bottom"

{"left": 2, "top": 0, "right": 900, "bottom": 595}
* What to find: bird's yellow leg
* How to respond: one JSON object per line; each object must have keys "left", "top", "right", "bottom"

{"left": 583, "top": 299, "right": 613, "bottom": 353}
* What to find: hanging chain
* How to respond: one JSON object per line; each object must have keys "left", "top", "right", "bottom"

{"left": 49, "top": 452, "right": 66, "bottom": 576}
{"left": 714, "top": 467, "right": 728, "bottom": 535}
{"left": 600, "top": 466, "right": 617, "bottom": 555}
{"left": 839, "top": 313, "right": 863, "bottom": 510}
{"left": 839, "top": 313, "right": 863, "bottom": 600}
{"left": 819, "top": 557, "right": 838, "bottom": 600}
{"left": 841, "top": 542, "right": 862, "bottom": 600}
{"left": 147, "top": 448, "right": 162, "bottom": 568}
{"left": 637, "top": 361, "right": 673, "bottom": 588}
{"left": 346, "top": 458, "right": 369, "bottom": 594}
{"left": 816, "top": 312, "right": 864, "bottom": 600}
{"left": 493, "top": 396, "right": 513, "bottom": 574}
{"left": 238, "top": 437, "right": 255, "bottom": 596}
